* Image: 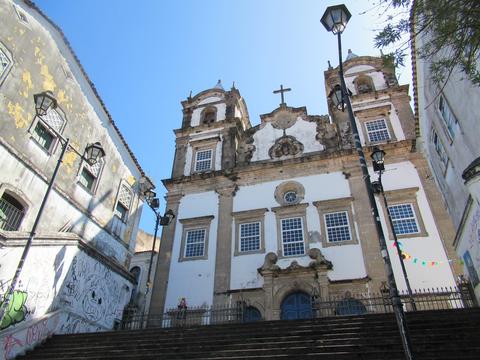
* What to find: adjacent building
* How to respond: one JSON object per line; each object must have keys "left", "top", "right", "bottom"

{"left": 413, "top": 22, "right": 480, "bottom": 301}
{"left": 0, "top": 0, "right": 152, "bottom": 342}
{"left": 149, "top": 53, "right": 461, "bottom": 320}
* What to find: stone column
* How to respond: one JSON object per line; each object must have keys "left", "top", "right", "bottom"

{"left": 262, "top": 271, "right": 275, "bottom": 320}
{"left": 148, "top": 192, "right": 183, "bottom": 315}
{"left": 212, "top": 185, "right": 236, "bottom": 306}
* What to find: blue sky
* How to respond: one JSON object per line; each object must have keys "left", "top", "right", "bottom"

{"left": 34, "top": 0, "right": 411, "bottom": 233}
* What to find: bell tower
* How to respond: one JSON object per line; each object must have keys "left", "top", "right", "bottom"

{"left": 171, "top": 81, "right": 250, "bottom": 178}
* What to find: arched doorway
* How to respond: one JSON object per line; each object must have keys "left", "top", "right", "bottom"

{"left": 280, "top": 291, "right": 312, "bottom": 320}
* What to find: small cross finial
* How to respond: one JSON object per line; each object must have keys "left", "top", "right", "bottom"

{"left": 328, "top": 60, "right": 332, "bottom": 69}
{"left": 273, "top": 84, "right": 291, "bottom": 106}
{"left": 188, "top": 90, "right": 193, "bottom": 101}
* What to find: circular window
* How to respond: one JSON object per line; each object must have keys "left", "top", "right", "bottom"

{"left": 284, "top": 191, "right": 297, "bottom": 204}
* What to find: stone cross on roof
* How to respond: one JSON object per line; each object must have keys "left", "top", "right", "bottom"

{"left": 273, "top": 84, "right": 291, "bottom": 106}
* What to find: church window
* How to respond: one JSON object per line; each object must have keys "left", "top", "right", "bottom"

{"left": 365, "top": 119, "right": 390, "bottom": 143}
{"left": 201, "top": 107, "right": 217, "bottom": 125}
{"left": 281, "top": 217, "right": 305, "bottom": 256}
{"left": 179, "top": 215, "right": 213, "bottom": 261}
{"left": 379, "top": 187, "right": 428, "bottom": 239}
{"left": 388, "top": 204, "right": 419, "bottom": 235}
{"left": 185, "top": 229, "right": 206, "bottom": 257}
{"left": 30, "top": 108, "right": 66, "bottom": 153}
{"left": 0, "top": 43, "right": 13, "bottom": 86}
{"left": 78, "top": 157, "right": 104, "bottom": 193}
{"left": 314, "top": 197, "right": 358, "bottom": 248}
{"left": 0, "top": 192, "right": 25, "bottom": 231}
{"left": 438, "top": 95, "right": 458, "bottom": 140}
{"left": 355, "top": 75, "right": 375, "bottom": 94}
{"left": 194, "top": 149, "right": 213, "bottom": 172}
{"left": 239, "top": 222, "right": 261, "bottom": 252}
{"left": 114, "top": 183, "right": 133, "bottom": 223}
{"left": 324, "top": 211, "right": 351, "bottom": 243}
{"left": 283, "top": 191, "right": 297, "bottom": 204}
{"left": 233, "top": 208, "right": 267, "bottom": 256}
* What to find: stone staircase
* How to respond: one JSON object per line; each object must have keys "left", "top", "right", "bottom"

{"left": 19, "top": 308, "right": 480, "bottom": 359}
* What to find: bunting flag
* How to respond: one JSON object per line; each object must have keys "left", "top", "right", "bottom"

{"left": 392, "top": 241, "right": 462, "bottom": 267}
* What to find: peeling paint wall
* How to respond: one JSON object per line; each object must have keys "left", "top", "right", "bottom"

{"left": 0, "top": 0, "right": 147, "bottom": 334}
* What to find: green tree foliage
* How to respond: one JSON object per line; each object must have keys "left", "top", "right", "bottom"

{"left": 374, "top": 0, "right": 480, "bottom": 86}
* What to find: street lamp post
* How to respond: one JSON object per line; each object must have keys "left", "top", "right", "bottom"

{"left": 321, "top": 5, "right": 414, "bottom": 359}
{"left": 0, "top": 92, "right": 106, "bottom": 324}
{"left": 370, "top": 147, "right": 417, "bottom": 311}
{"left": 142, "top": 190, "right": 175, "bottom": 316}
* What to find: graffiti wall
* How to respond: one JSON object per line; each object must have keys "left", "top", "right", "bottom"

{"left": 56, "top": 252, "right": 131, "bottom": 329}
{"left": 0, "top": 309, "right": 105, "bottom": 360}
{"left": 0, "top": 243, "right": 132, "bottom": 332}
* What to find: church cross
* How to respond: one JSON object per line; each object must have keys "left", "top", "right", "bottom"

{"left": 273, "top": 84, "right": 291, "bottom": 106}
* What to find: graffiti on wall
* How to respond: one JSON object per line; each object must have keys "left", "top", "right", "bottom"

{"left": 60, "top": 255, "right": 130, "bottom": 328}
{"left": 0, "top": 290, "right": 28, "bottom": 330}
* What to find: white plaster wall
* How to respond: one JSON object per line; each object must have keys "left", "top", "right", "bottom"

{"left": 250, "top": 119, "right": 324, "bottom": 162}
{"left": 372, "top": 161, "right": 457, "bottom": 290}
{"left": 191, "top": 96, "right": 226, "bottom": 126}
{"left": 164, "top": 191, "right": 219, "bottom": 309}
{"left": 230, "top": 172, "right": 367, "bottom": 290}
{"left": 0, "top": 244, "right": 131, "bottom": 331}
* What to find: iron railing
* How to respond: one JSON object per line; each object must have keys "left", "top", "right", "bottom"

{"left": 120, "top": 283, "right": 477, "bottom": 331}
{"left": 0, "top": 197, "right": 24, "bottom": 231}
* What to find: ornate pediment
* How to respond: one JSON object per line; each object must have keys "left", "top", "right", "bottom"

{"left": 268, "top": 135, "right": 304, "bottom": 159}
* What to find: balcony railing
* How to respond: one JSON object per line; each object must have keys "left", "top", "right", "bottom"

{"left": 120, "top": 282, "right": 477, "bottom": 331}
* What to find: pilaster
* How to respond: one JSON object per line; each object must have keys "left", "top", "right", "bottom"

{"left": 346, "top": 165, "right": 386, "bottom": 289}
{"left": 148, "top": 192, "right": 183, "bottom": 315}
{"left": 212, "top": 185, "right": 236, "bottom": 306}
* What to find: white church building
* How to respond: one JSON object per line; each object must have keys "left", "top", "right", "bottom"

{"left": 149, "top": 53, "right": 461, "bottom": 321}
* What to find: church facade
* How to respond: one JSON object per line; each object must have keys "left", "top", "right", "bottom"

{"left": 150, "top": 54, "right": 461, "bottom": 320}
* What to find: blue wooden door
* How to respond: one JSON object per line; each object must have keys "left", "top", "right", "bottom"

{"left": 280, "top": 292, "right": 312, "bottom": 320}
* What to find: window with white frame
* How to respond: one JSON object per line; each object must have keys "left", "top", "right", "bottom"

{"left": 324, "top": 211, "right": 352, "bottom": 243}
{"left": 31, "top": 108, "right": 66, "bottom": 152}
{"left": 281, "top": 217, "right": 305, "bottom": 256}
{"left": 78, "top": 158, "right": 104, "bottom": 193}
{"left": 194, "top": 149, "right": 213, "bottom": 172}
{"left": 185, "top": 228, "right": 206, "bottom": 258}
{"left": 114, "top": 184, "right": 132, "bottom": 222}
{"left": 388, "top": 204, "right": 419, "bottom": 235}
{"left": 365, "top": 119, "right": 390, "bottom": 143}
{"left": 239, "top": 222, "right": 261, "bottom": 252}
{"left": 431, "top": 128, "right": 449, "bottom": 168}
{"left": 438, "top": 95, "right": 458, "bottom": 140}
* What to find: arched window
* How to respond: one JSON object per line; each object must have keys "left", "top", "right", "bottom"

{"left": 335, "top": 296, "right": 366, "bottom": 316}
{"left": 244, "top": 306, "right": 262, "bottom": 322}
{"left": 355, "top": 75, "right": 375, "bottom": 94}
{"left": 0, "top": 192, "right": 26, "bottom": 231}
{"left": 201, "top": 107, "right": 217, "bottom": 125}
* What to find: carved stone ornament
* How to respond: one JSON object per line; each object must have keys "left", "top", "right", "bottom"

{"left": 268, "top": 135, "right": 304, "bottom": 159}
{"left": 271, "top": 109, "right": 297, "bottom": 130}
{"left": 258, "top": 252, "right": 280, "bottom": 273}
{"left": 308, "top": 248, "right": 333, "bottom": 270}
